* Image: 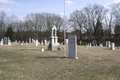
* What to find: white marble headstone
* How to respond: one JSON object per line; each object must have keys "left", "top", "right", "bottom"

{"left": 65, "top": 39, "right": 68, "bottom": 45}
{"left": 90, "top": 43, "right": 91, "bottom": 47}
{"left": 41, "top": 40, "right": 43, "bottom": 44}
{"left": 111, "top": 43, "right": 115, "bottom": 50}
{"left": 36, "top": 40, "right": 38, "bottom": 46}
{"left": 108, "top": 41, "right": 111, "bottom": 47}
{"left": 1, "top": 39, "right": 3, "bottom": 45}
{"left": 41, "top": 47, "right": 44, "bottom": 52}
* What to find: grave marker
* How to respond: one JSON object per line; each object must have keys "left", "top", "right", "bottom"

{"left": 68, "top": 35, "right": 78, "bottom": 59}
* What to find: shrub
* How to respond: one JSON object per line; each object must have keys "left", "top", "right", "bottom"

{"left": 81, "top": 42, "right": 85, "bottom": 45}
{"left": 58, "top": 47, "right": 61, "bottom": 50}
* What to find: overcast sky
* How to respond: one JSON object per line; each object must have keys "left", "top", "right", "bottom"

{"left": 0, "top": 0, "right": 120, "bottom": 20}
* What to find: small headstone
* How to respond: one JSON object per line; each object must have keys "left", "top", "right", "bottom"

{"left": 26, "top": 41, "right": 28, "bottom": 45}
{"left": 90, "top": 43, "right": 91, "bottom": 47}
{"left": 29, "top": 38, "right": 31, "bottom": 44}
{"left": 15, "top": 40, "right": 17, "bottom": 44}
{"left": 44, "top": 40, "right": 47, "bottom": 45}
{"left": 36, "top": 40, "right": 38, "bottom": 46}
{"left": 8, "top": 40, "right": 11, "bottom": 45}
{"left": 100, "top": 43, "right": 103, "bottom": 47}
{"left": 118, "top": 46, "right": 120, "bottom": 49}
{"left": 3, "top": 37, "right": 9, "bottom": 45}
{"left": 18, "top": 41, "right": 20, "bottom": 44}
{"left": 80, "top": 40, "right": 82, "bottom": 45}
{"left": 32, "top": 39, "right": 35, "bottom": 44}
{"left": 68, "top": 35, "right": 78, "bottom": 59}
{"left": 1, "top": 39, "right": 3, "bottom": 45}
{"left": 108, "top": 41, "right": 111, "bottom": 47}
{"left": 65, "top": 39, "right": 68, "bottom": 45}
{"left": 21, "top": 43, "right": 23, "bottom": 45}
{"left": 111, "top": 43, "right": 115, "bottom": 50}
{"left": 87, "top": 43, "right": 89, "bottom": 47}
{"left": 106, "top": 41, "right": 107, "bottom": 47}
{"left": 41, "top": 47, "right": 44, "bottom": 52}
{"left": 41, "top": 40, "right": 43, "bottom": 45}
{"left": 96, "top": 44, "right": 97, "bottom": 46}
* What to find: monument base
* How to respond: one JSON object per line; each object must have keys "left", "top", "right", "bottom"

{"left": 48, "top": 44, "right": 59, "bottom": 50}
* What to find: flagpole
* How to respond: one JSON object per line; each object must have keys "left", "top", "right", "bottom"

{"left": 64, "top": 0, "right": 66, "bottom": 57}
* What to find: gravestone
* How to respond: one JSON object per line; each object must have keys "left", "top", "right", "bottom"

{"left": 68, "top": 35, "right": 78, "bottom": 59}
{"left": 47, "top": 41, "right": 49, "bottom": 45}
{"left": 106, "top": 41, "right": 107, "bottom": 47}
{"left": 32, "top": 39, "right": 35, "bottom": 44}
{"left": 36, "top": 40, "right": 38, "bottom": 46}
{"left": 93, "top": 40, "right": 97, "bottom": 46}
{"left": 100, "top": 43, "right": 103, "bottom": 47}
{"left": 18, "top": 41, "right": 20, "bottom": 44}
{"left": 48, "top": 25, "right": 59, "bottom": 50}
{"left": 87, "top": 43, "right": 89, "bottom": 47}
{"left": 41, "top": 47, "right": 44, "bottom": 52}
{"left": 3, "top": 37, "right": 9, "bottom": 45}
{"left": 15, "top": 40, "right": 17, "bottom": 44}
{"left": 80, "top": 40, "right": 82, "bottom": 45}
{"left": 29, "top": 38, "right": 31, "bottom": 44}
{"left": 65, "top": 39, "right": 68, "bottom": 45}
{"left": 111, "top": 43, "right": 115, "bottom": 50}
{"left": 107, "top": 41, "right": 111, "bottom": 47}
{"left": 8, "top": 39, "right": 11, "bottom": 45}
{"left": 41, "top": 40, "right": 43, "bottom": 45}
{"left": 1, "top": 39, "right": 3, "bottom": 45}
{"left": 96, "top": 44, "right": 97, "bottom": 46}
{"left": 118, "top": 46, "right": 120, "bottom": 49}
{"left": 44, "top": 40, "right": 47, "bottom": 45}
{"left": 90, "top": 43, "right": 91, "bottom": 47}
{"left": 26, "top": 41, "right": 28, "bottom": 45}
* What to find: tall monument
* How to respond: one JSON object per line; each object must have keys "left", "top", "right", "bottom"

{"left": 48, "top": 25, "right": 59, "bottom": 50}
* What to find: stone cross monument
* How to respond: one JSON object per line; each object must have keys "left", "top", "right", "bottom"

{"left": 48, "top": 25, "right": 59, "bottom": 50}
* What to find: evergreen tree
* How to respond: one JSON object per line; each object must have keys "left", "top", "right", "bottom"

{"left": 94, "top": 19, "right": 104, "bottom": 43}
{"left": 114, "top": 24, "right": 120, "bottom": 40}
{"left": 5, "top": 27, "right": 14, "bottom": 40}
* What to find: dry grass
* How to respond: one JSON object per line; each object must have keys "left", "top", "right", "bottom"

{"left": 0, "top": 44, "right": 120, "bottom": 80}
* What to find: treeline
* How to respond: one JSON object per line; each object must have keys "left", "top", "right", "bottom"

{"left": 0, "top": 4, "right": 120, "bottom": 45}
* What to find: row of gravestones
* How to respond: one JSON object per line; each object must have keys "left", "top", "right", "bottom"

{"left": 12, "top": 39, "right": 50, "bottom": 46}
{"left": 0, "top": 37, "right": 11, "bottom": 46}
{"left": 29, "top": 38, "right": 49, "bottom": 46}
{"left": 86, "top": 41, "right": 120, "bottom": 50}
{"left": 0, "top": 37, "right": 50, "bottom": 46}
{"left": 60, "top": 39, "right": 119, "bottom": 51}
{"left": 106, "top": 41, "right": 120, "bottom": 50}
{"left": 86, "top": 43, "right": 103, "bottom": 47}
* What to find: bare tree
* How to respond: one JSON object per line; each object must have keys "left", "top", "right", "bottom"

{"left": 104, "top": 10, "right": 114, "bottom": 40}
{"left": 69, "top": 10, "right": 86, "bottom": 41}
{"left": 83, "top": 4, "right": 108, "bottom": 42}
{"left": 0, "top": 11, "right": 7, "bottom": 38}
{"left": 113, "top": 3, "right": 120, "bottom": 24}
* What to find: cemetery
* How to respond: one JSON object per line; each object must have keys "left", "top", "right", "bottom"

{"left": 0, "top": 26, "right": 120, "bottom": 80}
{"left": 0, "top": 1, "right": 120, "bottom": 79}
{"left": 0, "top": 41, "right": 120, "bottom": 80}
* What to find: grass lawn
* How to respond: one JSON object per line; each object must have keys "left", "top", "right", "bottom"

{"left": 0, "top": 44, "right": 120, "bottom": 80}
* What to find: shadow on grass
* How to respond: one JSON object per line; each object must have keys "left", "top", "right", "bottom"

{"left": 104, "top": 48, "right": 112, "bottom": 50}
{"left": 36, "top": 56, "right": 67, "bottom": 59}
{"left": 17, "top": 49, "right": 40, "bottom": 50}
